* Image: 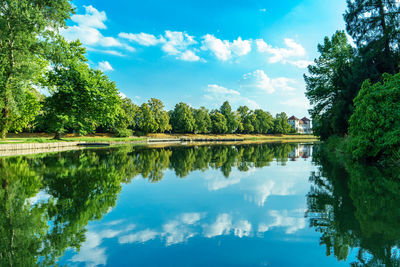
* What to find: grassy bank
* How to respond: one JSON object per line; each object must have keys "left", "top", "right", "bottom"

{"left": 1, "top": 133, "right": 318, "bottom": 144}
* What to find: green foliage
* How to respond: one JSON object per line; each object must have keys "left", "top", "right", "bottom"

{"left": 304, "top": 31, "right": 355, "bottom": 140}
{"left": 254, "top": 109, "right": 274, "bottom": 134}
{"left": 348, "top": 73, "right": 400, "bottom": 160}
{"left": 0, "top": 0, "right": 73, "bottom": 138}
{"left": 148, "top": 98, "right": 171, "bottom": 133}
{"left": 345, "top": 0, "right": 400, "bottom": 76}
{"left": 136, "top": 103, "right": 158, "bottom": 134}
{"left": 44, "top": 52, "right": 121, "bottom": 137}
{"left": 220, "top": 101, "right": 239, "bottom": 133}
{"left": 273, "top": 112, "right": 293, "bottom": 134}
{"left": 169, "top": 102, "right": 195, "bottom": 133}
{"left": 210, "top": 110, "right": 228, "bottom": 134}
{"left": 192, "top": 106, "right": 211, "bottom": 133}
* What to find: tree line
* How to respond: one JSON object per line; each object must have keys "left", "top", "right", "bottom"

{"left": 305, "top": 0, "right": 400, "bottom": 160}
{"left": 0, "top": 1, "right": 297, "bottom": 139}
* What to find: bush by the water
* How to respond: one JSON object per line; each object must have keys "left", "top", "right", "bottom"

{"left": 348, "top": 73, "right": 400, "bottom": 160}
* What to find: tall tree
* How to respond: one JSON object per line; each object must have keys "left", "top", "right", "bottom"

{"left": 43, "top": 42, "right": 121, "bottom": 138}
{"left": 192, "top": 107, "right": 211, "bottom": 134}
{"left": 273, "top": 112, "right": 293, "bottom": 134}
{"left": 210, "top": 110, "right": 228, "bottom": 134}
{"left": 220, "top": 101, "right": 239, "bottom": 133}
{"left": 0, "top": 0, "right": 73, "bottom": 138}
{"left": 254, "top": 109, "right": 274, "bottom": 134}
{"left": 344, "top": 0, "right": 400, "bottom": 76}
{"left": 148, "top": 98, "right": 171, "bottom": 133}
{"left": 169, "top": 102, "right": 195, "bottom": 133}
{"left": 136, "top": 103, "right": 158, "bottom": 134}
{"left": 304, "top": 31, "right": 355, "bottom": 140}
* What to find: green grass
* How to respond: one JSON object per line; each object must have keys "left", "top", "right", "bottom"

{"left": 0, "top": 136, "right": 147, "bottom": 144}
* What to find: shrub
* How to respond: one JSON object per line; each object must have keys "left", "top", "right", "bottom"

{"left": 348, "top": 73, "right": 400, "bottom": 160}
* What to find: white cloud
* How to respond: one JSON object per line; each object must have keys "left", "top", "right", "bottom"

{"left": 256, "top": 38, "right": 307, "bottom": 66}
{"left": 178, "top": 50, "right": 201, "bottom": 62}
{"left": 71, "top": 5, "right": 107, "bottom": 29}
{"left": 61, "top": 5, "right": 133, "bottom": 54}
{"left": 118, "top": 32, "right": 163, "bottom": 46}
{"left": 206, "top": 84, "right": 240, "bottom": 96}
{"left": 258, "top": 210, "right": 306, "bottom": 234}
{"left": 119, "top": 229, "right": 159, "bottom": 244}
{"left": 203, "top": 214, "right": 233, "bottom": 238}
{"left": 259, "top": 8, "right": 267, "bottom": 12}
{"left": 287, "top": 60, "right": 313, "bottom": 69}
{"left": 233, "top": 220, "right": 252, "bottom": 238}
{"left": 162, "top": 30, "right": 197, "bottom": 55}
{"left": 241, "top": 70, "right": 296, "bottom": 93}
{"left": 98, "top": 61, "right": 114, "bottom": 72}
{"left": 231, "top": 37, "right": 252, "bottom": 56}
{"left": 201, "top": 35, "right": 252, "bottom": 61}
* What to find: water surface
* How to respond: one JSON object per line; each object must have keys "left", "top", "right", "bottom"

{"left": 1, "top": 143, "right": 398, "bottom": 266}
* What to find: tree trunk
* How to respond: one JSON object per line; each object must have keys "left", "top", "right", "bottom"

{"left": 53, "top": 132, "right": 62, "bottom": 140}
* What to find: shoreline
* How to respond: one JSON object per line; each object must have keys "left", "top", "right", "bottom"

{"left": 0, "top": 134, "right": 319, "bottom": 157}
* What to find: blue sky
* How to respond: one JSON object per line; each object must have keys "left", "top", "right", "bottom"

{"left": 63, "top": 0, "right": 347, "bottom": 117}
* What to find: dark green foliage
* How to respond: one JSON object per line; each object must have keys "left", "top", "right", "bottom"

{"left": 307, "top": 142, "right": 400, "bottom": 266}
{"left": 348, "top": 73, "right": 400, "bottom": 160}
{"left": 0, "top": 0, "right": 73, "bottom": 138}
{"left": 273, "top": 112, "right": 293, "bottom": 134}
{"left": 192, "top": 106, "right": 211, "bottom": 133}
{"left": 210, "top": 110, "right": 228, "bottom": 134}
{"left": 169, "top": 102, "right": 195, "bottom": 133}
{"left": 43, "top": 46, "right": 121, "bottom": 138}
{"left": 254, "top": 109, "right": 274, "bottom": 134}
{"left": 136, "top": 103, "right": 158, "bottom": 134}
{"left": 304, "top": 31, "right": 355, "bottom": 140}
{"left": 220, "top": 101, "right": 239, "bottom": 133}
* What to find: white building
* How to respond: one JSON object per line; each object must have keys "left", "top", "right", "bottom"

{"left": 288, "top": 116, "right": 312, "bottom": 134}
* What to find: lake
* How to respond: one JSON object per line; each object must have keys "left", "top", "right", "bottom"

{"left": 1, "top": 142, "right": 398, "bottom": 266}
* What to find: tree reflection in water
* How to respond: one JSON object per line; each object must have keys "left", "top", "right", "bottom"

{"left": 0, "top": 142, "right": 303, "bottom": 266}
{"left": 306, "top": 144, "right": 400, "bottom": 266}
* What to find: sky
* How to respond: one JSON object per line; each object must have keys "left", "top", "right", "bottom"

{"left": 63, "top": 0, "right": 348, "bottom": 117}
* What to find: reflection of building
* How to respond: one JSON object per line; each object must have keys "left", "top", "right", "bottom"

{"left": 288, "top": 116, "right": 312, "bottom": 134}
{"left": 288, "top": 144, "right": 313, "bottom": 161}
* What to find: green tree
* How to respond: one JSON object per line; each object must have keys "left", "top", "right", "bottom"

{"left": 210, "top": 110, "right": 228, "bottom": 134}
{"left": 344, "top": 0, "right": 400, "bottom": 76}
{"left": 0, "top": 0, "right": 73, "bottom": 138}
{"left": 136, "top": 103, "right": 158, "bottom": 134}
{"left": 348, "top": 73, "right": 400, "bottom": 160}
{"left": 192, "top": 106, "right": 211, "bottom": 134}
{"left": 304, "top": 31, "right": 355, "bottom": 140}
{"left": 273, "top": 112, "right": 293, "bottom": 134}
{"left": 237, "top": 106, "right": 256, "bottom": 133}
{"left": 169, "top": 102, "right": 195, "bottom": 133}
{"left": 44, "top": 45, "right": 121, "bottom": 139}
{"left": 254, "top": 109, "right": 274, "bottom": 134}
{"left": 220, "top": 101, "right": 239, "bottom": 133}
{"left": 148, "top": 98, "right": 171, "bottom": 133}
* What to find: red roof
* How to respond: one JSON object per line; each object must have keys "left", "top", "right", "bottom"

{"left": 288, "top": 116, "right": 300, "bottom": 121}
{"left": 301, "top": 117, "right": 311, "bottom": 122}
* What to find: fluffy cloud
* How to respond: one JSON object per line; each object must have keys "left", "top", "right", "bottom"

{"left": 258, "top": 210, "right": 306, "bottom": 234}
{"left": 61, "top": 5, "right": 133, "bottom": 55}
{"left": 98, "top": 61, "right": 114, "bottom": 72}
{"left": 71, "top": 5, "right": 107, "bottom": 29}
{"left": 203, "top": 213, "right": 233, "bottom": 238}
{"left": 118, "top": 32, "right": 163, "bottom": 46}
{"left": 201, "top": 35, "right": 252, "bottom": 61}
{"left": 256, "top": 38, "right": 311, "bottom": 68}
{"left": 241, "top": 70, "right": 296, "bottom": 93}
{"left": 119, "top": 229, "right": 159, "bottom": 244}
{"left": 177, "top": 50, "right": 200, "bottom": 62}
